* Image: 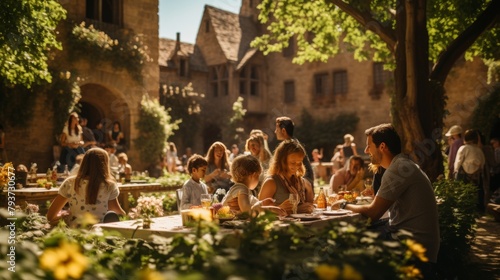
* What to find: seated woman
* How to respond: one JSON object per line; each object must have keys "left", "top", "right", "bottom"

{"left": 47, "top": 148, "right": 126, "bottom": 227}
{"left": 222, "top": 154, "right": 286, "bottom": 216}
{"left": 204, "top": 141, "right": 232, "bottom": 199}
{"left": 258, "top": 139, "right": 314, "bottom": 214}
{"left": 329, "top": 155, "right": 365, "bottom": 193}
{"left": 59, "top": 112, "right": 85, "bottom": 171}
{"left": 245, "top": 134, "right": 273, "bottom": 195}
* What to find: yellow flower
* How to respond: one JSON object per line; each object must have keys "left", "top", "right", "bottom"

{"left": 189, "top": 208, "right": 213, "bottom": 222}
{"left": 39, "top": 240, "right": 88, "bottom": 280}
{"left": 135, "top": 269, "right": 164, "bottom": 280}
{"left": 315, "top": 264, "right": 340, "bottom": 280}
{"left": 406, "top": 239, "right": 429, "bottom": 262}
{"left": 76, "top": 212, "right": 99, "bottom": 227}
{"left": 400, "top": 265, "right": 423, "bottom": 278}
{"left": 342, "top": 264, "right": 363, "bottom": 280}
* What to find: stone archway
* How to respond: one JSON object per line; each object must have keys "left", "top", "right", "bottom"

{"left": 79, "top": 83, "right": 131, "bottom": 149}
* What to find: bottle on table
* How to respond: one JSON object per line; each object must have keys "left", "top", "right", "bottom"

{"left": 317, "top": 187, "right": 327, "bottom": 210}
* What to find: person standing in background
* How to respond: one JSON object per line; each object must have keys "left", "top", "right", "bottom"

{"left": 339, "top": 134, "right": 358, "bottom": 165}
{"left": 445, "top": 125, "right": 464, "bottom": 179}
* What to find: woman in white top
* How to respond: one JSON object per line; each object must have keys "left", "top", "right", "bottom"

{"left": 59, "top": 112, "right": 85, "bottom": 171}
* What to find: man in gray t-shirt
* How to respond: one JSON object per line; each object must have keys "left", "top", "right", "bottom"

{"left": 337, "top": 123, "right": 439, "bottom": 273}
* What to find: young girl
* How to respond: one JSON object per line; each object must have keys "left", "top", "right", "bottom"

{"left": 222, "top": 155, "right": 286, "bottom": 216}
{"left": 47, "top": 148, "right": 126, "bottom": 226}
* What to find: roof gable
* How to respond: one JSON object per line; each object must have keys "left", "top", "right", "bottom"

{"left": 205, "top": 5, "right": 259, "bottom": 63}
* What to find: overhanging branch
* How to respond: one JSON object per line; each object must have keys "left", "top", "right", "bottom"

{"left": 328, "top": 0, "right": 397, "bottom": 50}
{"left": 430, "top": 0, "right": 500, "bottom": 84}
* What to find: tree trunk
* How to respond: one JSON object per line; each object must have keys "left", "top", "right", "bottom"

{"left": 392, "top": 0, "right": 443, "bottom": 181}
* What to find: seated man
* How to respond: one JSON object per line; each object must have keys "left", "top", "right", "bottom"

{"left": 335, "top": 123, "right": 439, "bottom": 278}
{"left": 329, "top": 155, "right": 365, "bottom": 193}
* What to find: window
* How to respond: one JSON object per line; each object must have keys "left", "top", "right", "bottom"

{"left": 284, "top": 81, "right": 295, "bottom": 103}
{"left": 283, "top": 37, "right": 294, "bottom": 58}
{"left": 179, "top": 59, "right": 187, "bottom": 77}
{"left": 250, "top": 66, "right": 259, "bottom": 96}
{"left": 239, "top": 65, "right": 260, "bottom": 96}
{"left": 210, "top": 64, "right": 230, "bottom": 97}
{"left": 239, "top": 69, "right": 246, "bottom": 95}
{"left": 373, "top": 62, "right": 389, "bottom": 87}
{"left": 210, "top": 67, "right": 218, "bottom": 97}
{"left": 333, "top": 70, "right": 348, "bottom": 95}
{"left": 86, "top": 0, "right": 122, "bottom": 25}
{"left": 314, "top": 73, "right": 329, "bottom": 96}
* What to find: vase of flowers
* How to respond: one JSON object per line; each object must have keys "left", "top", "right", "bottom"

{"left": 0, "top": 162, "right": 14, "bottom": 189}
{"left": 128, "top": 195, "right": 165, "bottom": 229}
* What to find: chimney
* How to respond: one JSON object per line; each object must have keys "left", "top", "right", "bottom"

{"left": 176, "top": 32, "right": 180, "bottom": 43}
{"left": 174, "top": 32, "right": 180, "bottom": 54}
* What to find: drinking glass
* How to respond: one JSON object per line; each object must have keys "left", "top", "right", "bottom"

{"left": 200, "top": 194, "right": 212, "bottom": 209}
{"left": 363, "top": 178, "right": 374, "bottom": 197}
{"left": 289, "top": 194, "right": 299, "bottom": 214}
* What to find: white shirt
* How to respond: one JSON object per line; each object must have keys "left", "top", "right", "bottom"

{"left": 454, "top": 144, "right": 485, "bottom": 174}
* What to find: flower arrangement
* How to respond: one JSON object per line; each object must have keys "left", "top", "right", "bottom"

{"left": 0, "top": 162, "right": 14, "bottom": 188}
{"left": 128, "top": 195, "right": 165, "bottom": 227}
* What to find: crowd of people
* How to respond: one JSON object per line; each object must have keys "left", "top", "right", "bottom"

{"left": 42, "top": 112, "right": 500, "bottom": 279}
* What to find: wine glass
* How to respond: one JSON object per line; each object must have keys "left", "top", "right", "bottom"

{"left": 363, "top": 178, "right": 373, "bottom": 197}
{"left": 289, "top": 194, "right": 299, "bottom": 214}
{"left": 200, "top": 194, "right": 212, "bottom": 209}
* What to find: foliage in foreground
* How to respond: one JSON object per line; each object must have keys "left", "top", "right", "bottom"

{"left": 2, "top": 211, "right": 427, "bottom": 280}
{"left": 433, "top": 179, "right": 479, "bottom": 279}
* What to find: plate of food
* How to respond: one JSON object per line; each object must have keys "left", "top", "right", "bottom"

{"left": 322, "top": 209, "right": 352, "bottom": 216}
{"left": 356, "top": 196, "right": 374, "bottom": 205}
{"left": 290, "top": 213, "right": 322, "bottom": 221}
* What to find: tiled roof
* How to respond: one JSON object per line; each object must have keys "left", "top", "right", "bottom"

{"left": 206, "top": 5, "right": 259, "bottom": 64}
{"left": 158, "top": 38, "right": 207, "bottom": 72}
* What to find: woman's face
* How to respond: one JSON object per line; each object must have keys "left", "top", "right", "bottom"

{"left": 113, "top": 123, "right": 120, "bottom": 131}
{"left": 70, "top": 115, "right": 78, "bottom": 126}
{"left": 248, "top": 140, "right": 261, "bottom": 156}
{"left": 285, "top": 152, "right": 304, "bottom": 176}
{"left": 213, "top": 146, "right": 225, "bottom": 159}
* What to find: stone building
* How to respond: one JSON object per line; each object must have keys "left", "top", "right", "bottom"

{"left": 6, "top": 0, "right": 159, "bottom": 171}
{"left": 159, "top": 0, "right": 489, "bottom": 156}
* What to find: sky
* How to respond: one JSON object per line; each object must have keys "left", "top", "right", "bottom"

{"left": 159, "top": 0, "right": 241, "bottom": 43}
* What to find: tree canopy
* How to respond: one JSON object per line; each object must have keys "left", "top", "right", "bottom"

{"left": 252, "top": 0, "right": 499, "bottom": 179}
{"left": 253, "top": 0, "right": 499, "bottom": 77}
{"left": 0, "top": 0, "right": 66, "bottom": 88}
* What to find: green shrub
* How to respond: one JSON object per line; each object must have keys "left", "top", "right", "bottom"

{"left": 134, "top": 95, "right": 180, "bottom": 164}
{"left": 433, "top": 179, "right": 478, "bottom": 279}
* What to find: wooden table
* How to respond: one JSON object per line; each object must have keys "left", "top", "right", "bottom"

{"left": 1, "top": 182, "right": 180, "bottom": 212}
{"left": 92, "top": 211, "right": 362, "bottom": 239}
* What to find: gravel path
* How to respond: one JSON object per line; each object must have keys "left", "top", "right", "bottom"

{"left": 468, "top": 215, "right": 500, "bottom": 279}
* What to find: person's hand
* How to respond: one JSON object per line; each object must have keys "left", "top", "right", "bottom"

{"left": 220, "top": 169, "right": 231, "bottom": 179}
{"left": 330, "top": 199, "right": 346, "bottom": 210}
{"left": 263, "top": 206, "right": 287, "bottom": 217}
{"left": 50, "top": 210, "right": 70, "bottom": 227}
{"left": 278, "top": 199, "right": 293, "bottom": 214}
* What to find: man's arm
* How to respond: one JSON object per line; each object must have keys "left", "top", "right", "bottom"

{"left": 344, "top": 196, "right": 393, "bottom": 221}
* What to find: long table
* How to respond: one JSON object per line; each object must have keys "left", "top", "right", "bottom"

{"left": 1, "top": 182, "right": 180, "bottom": 212}
{"left": 92, "top": 211, "right": 362, "bottom": 239}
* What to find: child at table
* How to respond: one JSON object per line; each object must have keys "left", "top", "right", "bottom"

{"left": 221, "top": 155, "right": 286, "bottom": 216}
{"left": 180, "top": 154, "right": 209, "bottom": 210}
{"left": 47, "top": 148, "right": 126, "bottom": 227}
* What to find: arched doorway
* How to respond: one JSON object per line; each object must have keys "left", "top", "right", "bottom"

{"left": 79, "top": 83, "right": 131, "bottom": 149}
{"left": 79, "top": 101, "right": 103, "bottom": 130}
